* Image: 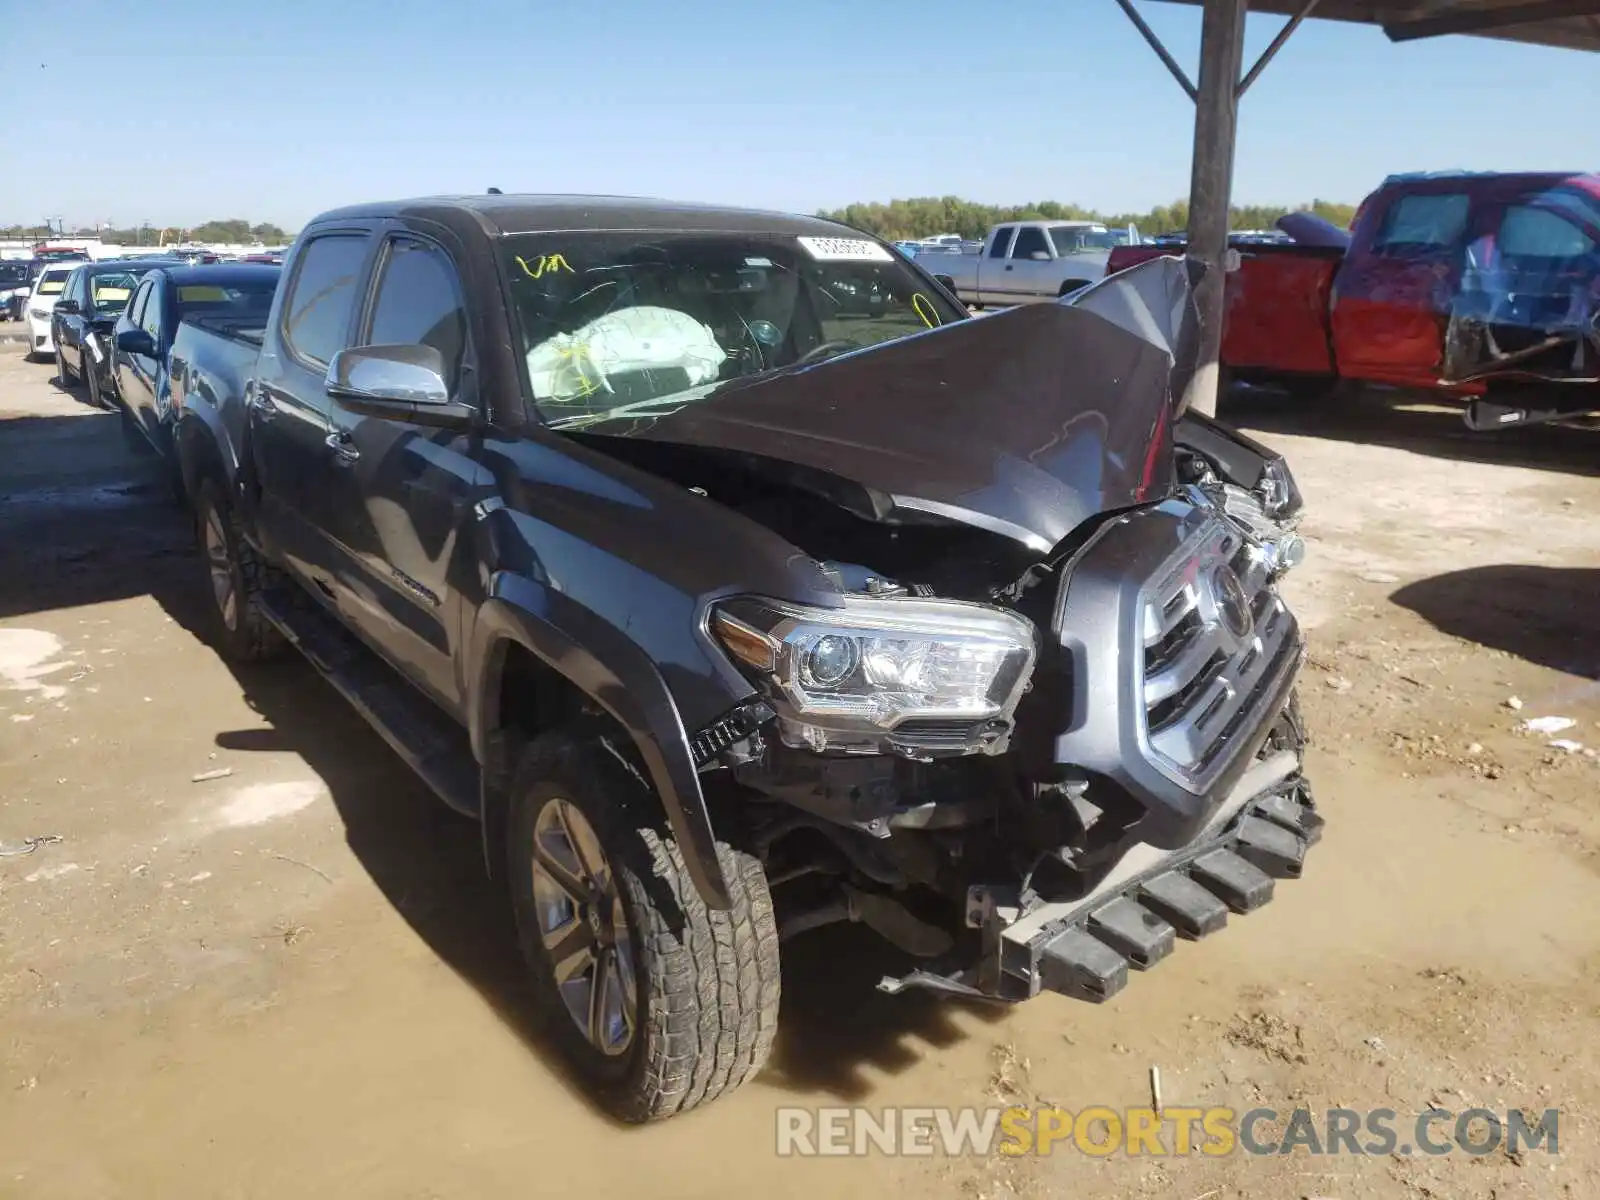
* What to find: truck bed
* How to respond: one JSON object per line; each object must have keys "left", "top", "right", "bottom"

{"left": 180, "top": 315, "right": 266, "bottom": 348}
{"left": 1108, "top": 244, "right": 1346, "bottom": 381}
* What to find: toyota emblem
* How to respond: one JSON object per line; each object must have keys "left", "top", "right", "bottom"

{"left": 1211, "top": 564, "right": 1252, "bottom": 641}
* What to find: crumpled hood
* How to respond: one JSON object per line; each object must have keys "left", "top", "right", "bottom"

{"left": 578, "top": 271, "right": 1196, "bottom": 552}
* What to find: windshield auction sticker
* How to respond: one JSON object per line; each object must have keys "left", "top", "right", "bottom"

{"left": 796, "top": 236, "right": 893, "bottom": 263}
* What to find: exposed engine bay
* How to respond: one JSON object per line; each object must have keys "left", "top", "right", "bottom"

{"left": 576, "top": 257, "right": 1323, "bottom": 1003}
{"left": 625, "top": 415, "right": 1314, "bottom": 1002}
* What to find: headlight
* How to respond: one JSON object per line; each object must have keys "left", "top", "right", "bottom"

{"left": 30, "top": 307, "right": 51, "bottom": 321}
{"left": 711, "top": 595, "right": 1038, "bottom": 757}
{"left": 1257, "top": 457, "right": 1302, "bottom": 520}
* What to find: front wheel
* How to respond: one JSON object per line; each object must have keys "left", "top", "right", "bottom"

{"left": 55, "top": 346, "right": 73, "bottom": 387}
{"left": 507, "top": 732, "right": 780, "bottom": 1122}
{"left": 86, "top": 360, "right": 106, "bottom": 409}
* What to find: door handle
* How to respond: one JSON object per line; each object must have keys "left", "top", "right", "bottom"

{"left": 1004, "top": 264, "right": 1015, "bottom": 271}
{"left": 325, "top": 429, "right": 360, "bottom": 464}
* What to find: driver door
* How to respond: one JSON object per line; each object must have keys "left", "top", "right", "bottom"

{"left": 1002, "top": 225, "right": 1057, "bottom": 302}
{"left": 319, "top": 228, "right": 488, "bottom": 716}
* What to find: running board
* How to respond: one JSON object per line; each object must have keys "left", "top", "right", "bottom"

{"left": 257, "top": 588, "right": 481, "bottom": 819}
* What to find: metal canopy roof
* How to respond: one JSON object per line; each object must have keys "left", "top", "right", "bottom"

{"left": 1152, "top": 0, "right": 1600, "bottom": 54}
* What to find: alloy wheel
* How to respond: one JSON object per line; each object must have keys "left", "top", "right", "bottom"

{"left": 530, "top": 798, "right": 638, "bottom": 1057}
{"left": 203, "top": 507, "right": 239, "bottom": 631}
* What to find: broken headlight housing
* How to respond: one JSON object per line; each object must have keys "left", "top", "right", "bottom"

{"left": 711, "top": 595, "right": 1038, "bottom": 758}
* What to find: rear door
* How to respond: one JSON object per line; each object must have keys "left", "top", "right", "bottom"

{"left": 250, "top": 229, "right": 377, "bottom": 588}
{"left": 976, "top": 225, "right": 1016, "bottom": 306}
{"left": 1330, "top": 187, "right": 1469, "bottom": 388}
{"left": 320, "top": 227, "right": 488, "bottom": 714}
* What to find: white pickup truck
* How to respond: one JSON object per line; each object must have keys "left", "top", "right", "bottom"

{"left": 923, "top": 221, "right": 1132, "bottom": 308}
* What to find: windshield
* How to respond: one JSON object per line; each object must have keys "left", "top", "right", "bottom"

{"left": 36, "top": 270, "right": 71, "bottom": 295}
{"left": 500, "top": 231, "right": 965, "bottom": 425}
{"left": 90, "top": 270, "right": 150, "bottom": 313}
{"left": 0, "top": 262, "right": 31, "bottom": 285}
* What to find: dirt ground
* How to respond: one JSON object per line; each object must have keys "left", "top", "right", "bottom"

{"left": 1, "top": 352, "right": 1597, "bottom": 1200}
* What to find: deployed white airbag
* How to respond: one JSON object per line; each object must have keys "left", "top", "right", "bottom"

{"left": 527, "top": 305, "right": 726, "bottom": 402}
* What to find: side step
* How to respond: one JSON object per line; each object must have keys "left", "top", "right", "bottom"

{"left": 258, "top": 588, "right": 481, "bottom": 819}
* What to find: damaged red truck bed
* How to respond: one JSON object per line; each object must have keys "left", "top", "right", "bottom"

{"left": 1107, "top": 172, "right": 1600, "bottom": 428}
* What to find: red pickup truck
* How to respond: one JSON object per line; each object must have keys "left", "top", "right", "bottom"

{"left": 1107, "top": 172, "right": 1600, "bottom": 428}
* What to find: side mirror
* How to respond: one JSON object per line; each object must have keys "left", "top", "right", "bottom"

{"left": 116, "top": 328, "right": 155, "bottom": 357}
{"left": 1029, "top": 250, "right": 1052, "bottom": 262}
{"left": 55, "top": 298, "right": 80, "bottom": 315}
{"left": 325, "top": 344, "right": 470, "bottom": 428}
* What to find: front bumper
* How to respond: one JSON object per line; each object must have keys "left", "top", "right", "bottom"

{"left": 25, "top": 313, "right": 53, "bottom": 355}
{"left": 879, "top": 743, "right": 1321, "bottom": 1003}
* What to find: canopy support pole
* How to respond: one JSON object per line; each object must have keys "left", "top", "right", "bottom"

{"left": 1179, "top": 0, "right": 1247, "bottom": 418}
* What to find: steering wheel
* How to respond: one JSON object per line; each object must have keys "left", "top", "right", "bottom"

{"left": 794, "top": 338, "right": 862, "bottom": 366}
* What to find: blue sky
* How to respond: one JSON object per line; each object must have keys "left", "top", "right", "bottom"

{"left": 2, "top": 0, "right": 1596, "bottom": 229}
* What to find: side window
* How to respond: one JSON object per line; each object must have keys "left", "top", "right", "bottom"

{"left": 1011, "top": 227, "right": 1050, "bottom": 260}
{"left": 1498, "top": 205, "right": 1596, "bottom": 260}
{"left": 139, "top": 279, "right": 163, "bottom": 339}
{"left": 988, "top": 227, "right": 1015, "bottom": 259}
{"left": 1374, "top": 193, "right": 1469, "bottom": 252}
{"left": 364, "top": 238, "right": 468, "bottom": 391}
{"left": 126, "top": 280, "right": 151, "bottom": 330}
{"left": 281, "top": 235, "right": 368, "bottom": 367}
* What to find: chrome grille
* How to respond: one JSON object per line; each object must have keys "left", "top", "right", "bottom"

{"left": 1138, "top": 516, "right": 1296, "bottom": 793}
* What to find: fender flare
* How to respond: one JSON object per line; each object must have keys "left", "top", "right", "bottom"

{"left": 172, "top": 409, "right": 231, "bottom": 500}
{"left": 470, "top": 572, "right": 732, "bottom": 910}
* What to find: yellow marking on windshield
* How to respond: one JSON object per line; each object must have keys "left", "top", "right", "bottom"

{"left": 515, "top": 253, "right": 575, "bottom": 280}
{"left": 552, "top": 342, "right": 599, "bottom": 399}
{"left": 94, "top": 286, "right": 132, "bottom": 302}
{"left": 911, "top": 293, "right": 940, "bottom": 329}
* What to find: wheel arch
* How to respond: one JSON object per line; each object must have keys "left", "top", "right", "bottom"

{"left": 469, "top": 577, "right": 733, "bottom": 911}
{"left": 172, "top": 408, "right": 233, "bottom": 505}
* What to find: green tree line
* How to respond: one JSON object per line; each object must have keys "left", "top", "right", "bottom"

{"left": 817, "top": 196, "right": 1358, "bottom": 240}
{"left": 0, "top": 219, "right": 293, "bottom": 244}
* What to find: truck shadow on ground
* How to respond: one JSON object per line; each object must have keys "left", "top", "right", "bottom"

{"left": 1224, "top": 385, "right": 1600, "bottom": 478}
{"left": 2, "top": 406, "right": 1008, "bottom": 1117}
{"left": 1391, "top": 564, "right": 1600, "bottom": 680}
{"left": 202, "top": 640, "right": 1007, "bottom": 1109}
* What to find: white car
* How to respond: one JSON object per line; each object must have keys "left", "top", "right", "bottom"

{"left": 22, "top": 265, "right": 76, "bottom": 358}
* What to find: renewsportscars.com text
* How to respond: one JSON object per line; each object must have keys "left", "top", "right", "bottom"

{"left": 775, "top": 1106, "right": 1560, "bottom": 1158}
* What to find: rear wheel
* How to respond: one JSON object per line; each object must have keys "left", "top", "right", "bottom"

{"left": 507, "top": 732, "right": 780, "bottom": 1122}
{"left": 193, "top": 480, "right": 286, "bottom": 662}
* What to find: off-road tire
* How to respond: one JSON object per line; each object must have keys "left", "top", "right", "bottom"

{"left": 507, "top": 731, "right": 780, "bottom": 1122}
{"left": 193, "top": 480, "right": 286, "bottom": 662}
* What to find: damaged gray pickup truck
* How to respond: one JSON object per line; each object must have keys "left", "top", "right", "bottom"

{"left": 171, "top": 196, "right": 1320, "bottom": 1122}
